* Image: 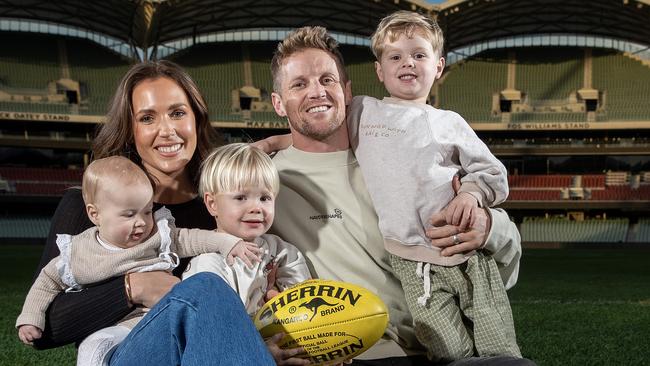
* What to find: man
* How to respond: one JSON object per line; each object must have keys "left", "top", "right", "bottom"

{"left": 268, "top": 26, "right": 532, "bottom": 366}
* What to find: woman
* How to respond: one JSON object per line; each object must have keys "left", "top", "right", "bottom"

{"left": 31, "top": 61, "right": 288, "bottom": 364}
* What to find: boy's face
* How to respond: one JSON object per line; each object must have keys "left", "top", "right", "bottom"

{"left": 375, "top": 32, "right": 445, "bottom": 103}
{"left": 87, "top": 180, "right": 155, "bottom": 248}
{"left": 204, "top": 186, "right": 275, "bottom": 242}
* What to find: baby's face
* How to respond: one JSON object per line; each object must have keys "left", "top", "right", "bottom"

{"left": 94, "top": 181, "right": 155, "bottom": 248}
{"left": 375, "top": 32, "right": 444, "bottom": 103}
{"left": 207, "top": 185, "right": 275, "bottom": 242}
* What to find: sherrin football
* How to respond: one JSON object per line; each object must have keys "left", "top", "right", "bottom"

{"left": 253, "top": 279, "right": 389, "bottom": 365}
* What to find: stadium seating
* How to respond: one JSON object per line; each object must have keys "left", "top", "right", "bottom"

{"left": 170, "top": 43, "right": 246, "bottom": 123}
{"left": 0, "top": 167, "right": 82, "bottom": 197}
{"left": 0, "top": 32, "right": 60, "bottom": 90}
{"left": 592, "top": 50, "right": 650, "bottom": 120}
{"left": 66, "top": 37, "right": 132, "bottom": 115}
{"left": 520, "top": 217, "right": 629, "bottom": 243}
{"left": 437, "top": 49, "right": 507, "bottom": 123}
{"left": 341, "top": 45, "right": 386, "bottom": 99}
{"left": 514, "top": 47, "right": 583, "bottom": 102}
{"left": 631, "top": 218, "right": 650, "bottom": 242}
{"left": 0, "top": 216, "right": 50, "bottom": 239}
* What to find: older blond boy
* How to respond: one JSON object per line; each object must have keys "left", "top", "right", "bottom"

{"left": 345, "top": 11, "right": 521, "bottom": 362}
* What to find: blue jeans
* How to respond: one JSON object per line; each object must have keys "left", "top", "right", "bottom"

{"left": 109, "top": 272, "right": 275, "bottom": 365}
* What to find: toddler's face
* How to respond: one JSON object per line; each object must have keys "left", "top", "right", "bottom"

{"left": 93, "top": 181, "right": 155, "bottom": 248}
{"left": 375, "top": 32, "right": 444, "bottom": 103}
{"left": 207, "top": 185, "right": 275, "bottom": 242}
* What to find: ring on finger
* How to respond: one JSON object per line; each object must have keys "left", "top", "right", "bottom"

{"left": 452, "top": 234, "right": 461, "bottom": 245}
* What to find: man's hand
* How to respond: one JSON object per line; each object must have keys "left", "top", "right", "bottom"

{"left": 427, "top": 207, "right": 491, "bottom": 257}
{"left": 129, "top": 271, "right": 180, "bottom": 308}
{"left": 227, "top": 240, "right": 263, "bottom": 268}
{"left": 251, "top": 134, "right": 293, "bottom": 155}
{"left": 444, "top": 192, "right": 479, "bottom": 229}
{"left": 265, "top": 332, "right": 310, "bottom": 365}
{"left": 18, "top": 324, "right": 42, "bottom": 345}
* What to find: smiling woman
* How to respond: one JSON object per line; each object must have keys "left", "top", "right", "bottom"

{"left": 29, "top": 61, "right": 276, "bottom": 365}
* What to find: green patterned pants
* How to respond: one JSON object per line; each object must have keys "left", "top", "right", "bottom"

{"left": 390, "top": 252, "right": 521, "bottom": 362}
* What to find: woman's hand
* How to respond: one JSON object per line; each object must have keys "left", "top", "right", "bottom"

{"left": 128, "top": 271, "right": 180, "bottom": 308}
{"left": 265, "top": 332, "right": 310, "bottom": 365}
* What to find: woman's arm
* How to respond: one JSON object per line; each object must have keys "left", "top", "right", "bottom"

{"left": 33, "top": 189, "right": 133, "bottom": 349}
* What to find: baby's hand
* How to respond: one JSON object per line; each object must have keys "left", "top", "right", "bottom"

{"left": 445, "top": 192, "right": 479, "bottom": 230}
{"left": 227, "top": 240, "right": 263, "bottom": 268}
{"left": 18, "top": 324, "right": 42, "bottom": 345}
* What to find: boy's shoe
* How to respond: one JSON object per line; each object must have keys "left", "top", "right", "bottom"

{"left": 77, "top": 326, "right": 130, "bottom": 366}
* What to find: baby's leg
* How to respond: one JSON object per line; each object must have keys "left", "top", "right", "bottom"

{"left": 77, "top": 325, "right": 130, "bottom": 366}
{"left": 390, "top": 255, "right": 474, "bottom": 362}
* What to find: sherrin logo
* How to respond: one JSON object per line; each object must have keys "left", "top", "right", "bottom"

{"left": 254, "top": 279, "right": 389, "bottom": 365}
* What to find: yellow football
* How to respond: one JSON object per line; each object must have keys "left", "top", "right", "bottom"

{"left": 254, "top": 279, "right": 389, "bottom": 365}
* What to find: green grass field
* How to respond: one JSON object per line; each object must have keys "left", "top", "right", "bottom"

{"left": 1, "top": 245, "right": 649, "bottom": 365}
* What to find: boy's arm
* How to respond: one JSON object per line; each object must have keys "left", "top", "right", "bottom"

{"left": 449, "top": 114, "right": 509, "bottom": 207}
{"left": 16, "top": 258, "right": 66, "bottom": 331}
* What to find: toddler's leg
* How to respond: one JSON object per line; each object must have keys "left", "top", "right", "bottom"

{"left": 77, "top": 325, "right": 130, "bottom": 366}
{"left": 390, "top": 255, "right": 473, "bottom": 362}
{"left": 462, "top": 253, "right": 521, "bottom": 357}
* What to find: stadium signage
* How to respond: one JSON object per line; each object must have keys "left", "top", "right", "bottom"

{"left": 0, "top": 111, "right": 70, "bottom": 122}
{"left": 245, "top": 121, "right": 288, "bottom": 129}
{"left": 507, "top": 122, "right": 590, "bottom": 130}
{"left": 0, "top": 111, "right": 102, "bottom": 123}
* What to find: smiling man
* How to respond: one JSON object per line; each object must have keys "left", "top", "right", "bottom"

{"left": 269, "top": 26, "right": 531, "bottom": 366}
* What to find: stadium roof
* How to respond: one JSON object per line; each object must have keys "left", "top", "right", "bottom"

{"left": 435, "top": 0, "right": 650, "bottom": 52}
{"left": 1, "top": 0, "right": 649, "bottom": 56}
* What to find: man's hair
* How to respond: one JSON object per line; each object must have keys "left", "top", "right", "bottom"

{"left": 271, "top": 26, "right": 348, "bottom": 92}
{"left": 371, "top": 10, "right": 444, "bottom": 60}
{"left": 82, "top": 156, "right": 151, "bottom": 205}
{"left": 199, "top": 143, "right": 280, "bottom": 197}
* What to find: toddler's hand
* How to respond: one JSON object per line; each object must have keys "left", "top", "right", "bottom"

{"left": 18, "top": 324, "right": 42, "bottom": 345}
{"left": 227, "top": 240, "right": 263, "bottom": 268}
{"left": 266, "top": 332, "right": 310, "bottom": 365}
{"left": 445, "top": 192, "right": 479, "bottom": 230}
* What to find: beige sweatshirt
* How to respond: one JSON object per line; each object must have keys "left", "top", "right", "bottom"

{"left": 348, "top": 96, "right": 509, "bottom": 266}
{"left": 16, "top": 207, "right": 240, "bottom": 330}
{"left": 271, "top": 146, "right": 521, "bottom": 359}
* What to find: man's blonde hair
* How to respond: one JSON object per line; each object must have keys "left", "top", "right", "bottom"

{"left": 199, "top": 143, "right": 280, "bottom": 197}
{"left": 371, "top": 10, "right": 444, "bottom": 60}
{"left": 82, "top": 156, "right": 151, "bottom": 205}
{"left": 271, "top": 26, "right": 348, "bottom": 92}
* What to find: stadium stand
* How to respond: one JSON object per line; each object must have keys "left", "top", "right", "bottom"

{"left": 342, "top": 45, "right": 386, "bottom": 99}
{"left": 592, "top": 50, "right": 650, "bottom": 121}
{"left": 0, "top": 216, "right": 50, "bottom": 239}
{"left": 437, "top": 49, "right": 506, "bottom": 123}
{"left": 520, "top": 217, "right": 629, "bottom": 243}
{"left": 514, "top": 48, "right": 583, "bottom": 103}
{"left": 170, "top": 43, "right": 246, "bottom": 123}
{"left": 66, "top": 37, "right": 132, "bottom": 115}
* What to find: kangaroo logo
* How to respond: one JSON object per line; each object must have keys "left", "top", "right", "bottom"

{"left": 300, "top": 297, "right": 338, "bottom": 321}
